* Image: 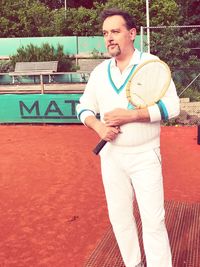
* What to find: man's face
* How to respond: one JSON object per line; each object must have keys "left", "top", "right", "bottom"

{"left": 102, "top": 15, "right": 136, "bottom": 58}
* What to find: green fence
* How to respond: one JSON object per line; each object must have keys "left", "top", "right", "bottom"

{"left": 0, "top": 35, "right": 143, "bottom": 124}
{"left": 0, "top": 94, "right": 82, "bottom": 123}
{"left": 0, "top": 36, "right": 142, "bottom": 57}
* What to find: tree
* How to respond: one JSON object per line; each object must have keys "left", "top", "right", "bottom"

{"left": 149, "top": 0, "right": 180, "bottom": 26}
{"left": 174, "top": 0, "right": 200, "bottom": 58}
{"left": 39, "top": 0, "right": 107, "bottom": 9}
{"left": 65, "top": 0, "right": 94, "bottom": 8}
{"left": 39, "top": 0, "right": 63, "bottom": 9}
{"left": 53, "top": 7, "right": 99, "bottom": 36}
{"left": 0, "top": 0, "right": 54, "bottom": 37}
{"left": 94, "top": 0, "right": 180, "bottom": 31}
{"left": 176, "top": 0, "right": 200, "bottom": 25}
{"left": 94, "top": 0, "right": 147, "bottom": 30}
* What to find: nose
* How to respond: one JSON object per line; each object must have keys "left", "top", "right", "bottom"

{"left": 105, "top": 32, "right": 114, "bottom": 42}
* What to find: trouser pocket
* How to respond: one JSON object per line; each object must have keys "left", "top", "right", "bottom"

{"left": 153, "top": 147, "right": 162, "bottom": 165}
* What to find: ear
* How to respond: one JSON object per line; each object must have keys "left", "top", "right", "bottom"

{"left": 129, "top": 28, "right": 137, "bottom": 40}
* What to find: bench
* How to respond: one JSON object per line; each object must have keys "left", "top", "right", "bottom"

{"left": 9, "top": 61, "right": 58, "bottom": 93}
{"left": 76, "top": 58, "right": 107, "bottom": 82}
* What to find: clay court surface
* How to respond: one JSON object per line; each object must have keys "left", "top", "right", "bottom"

{"left": 0, "top": 125, "right": 199, "bottom": 267}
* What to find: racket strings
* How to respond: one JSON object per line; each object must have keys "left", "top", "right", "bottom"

{"left": 127, "top": 60, "right": 171, "bottom": 108}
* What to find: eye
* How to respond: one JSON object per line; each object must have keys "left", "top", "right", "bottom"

{"left": 103, "top": 31, "right": 108, "bottom": 37}
{"left": 111, "top": 30, "right": 120, "bottom": 36}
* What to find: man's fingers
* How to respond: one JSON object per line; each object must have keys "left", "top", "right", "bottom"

{"left": 115, "top": 126, "right": 122, "bottom": 133}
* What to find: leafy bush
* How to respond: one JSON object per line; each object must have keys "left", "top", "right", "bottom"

{"left": 90, "top": 49, "right": 104, "bottom": 59}
{"left": 179, "top": 87, "right": 200, "bottom": 102}
{"left": 0, "top": 60, "right": 14, "bottom": 73}
{"left": 10, "top": 43, "right": 75, "bottom": 72}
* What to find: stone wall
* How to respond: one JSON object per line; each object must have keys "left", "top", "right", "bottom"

{"left": 173, "top": 98, "right": 200, "bottom": 125}
{"left": 180, "top": 98, "right": 200, "bottom": 117}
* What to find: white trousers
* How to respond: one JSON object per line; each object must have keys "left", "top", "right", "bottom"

{"left": 100, "top": 145, "right": 172, "bottom": 267}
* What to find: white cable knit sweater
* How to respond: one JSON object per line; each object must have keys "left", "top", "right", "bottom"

{"left": 76, "top": 49, "right": 180, "bottom": 152}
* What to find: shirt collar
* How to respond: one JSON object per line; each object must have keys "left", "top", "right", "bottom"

{"left": 110, "top": 48, "right": 141, "bottom": 69}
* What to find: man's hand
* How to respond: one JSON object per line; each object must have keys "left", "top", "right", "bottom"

{"left": 97, "top": 124, "right": 121, "bottom": 141}
{"left": 104, "top": 107, "right": 150, "bottom": 126}
{"left": 84, "top": 107, "right": 150, "bottom": 142}
{"left": 84, "top": 115, "right": 121, "bottom": 141}
{"left": 104, "top": 108, "right": 134, "bottom": 126}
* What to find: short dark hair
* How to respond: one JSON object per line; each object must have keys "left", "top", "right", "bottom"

{"left": 100, "top": 8, "right": 136, "bottom": 30}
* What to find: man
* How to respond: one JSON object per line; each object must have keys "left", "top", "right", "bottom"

{"left": 76, "top": 8, "right": 180, "bottom": 267}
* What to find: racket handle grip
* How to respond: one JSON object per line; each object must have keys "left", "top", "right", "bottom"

{"left": 93, "top": 139, "right": 107, "bottom": 155}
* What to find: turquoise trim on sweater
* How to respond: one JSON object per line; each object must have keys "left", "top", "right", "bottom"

{"left": 156, "top": 100, "right": 169, "bottom": 121}
{"left": 107, "top": 61, "right": 138, "bottom": 94}
{"left": 77, "top": 109, "right": 95, "bottom": 120}
{"left": 107, "top": 52, "right": 143, "bottom": 95}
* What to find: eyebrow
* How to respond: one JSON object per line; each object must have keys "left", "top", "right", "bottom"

{"left": 102, "top": 28, "right": 121, "bottom": 33}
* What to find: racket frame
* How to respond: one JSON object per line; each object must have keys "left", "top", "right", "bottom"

{"left": 126, "top": 59, "right": 171, "bottom": 109}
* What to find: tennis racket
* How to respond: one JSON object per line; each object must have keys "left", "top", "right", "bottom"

{"left": 93, "top": 59, "right": 171, "bottom": 155}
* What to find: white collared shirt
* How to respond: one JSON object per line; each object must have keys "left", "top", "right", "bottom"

{"left": 109, "top": 49, "right": 143, "bottom": 87}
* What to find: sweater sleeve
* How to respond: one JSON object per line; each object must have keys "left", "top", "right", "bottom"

{"left": 76, "top": 71, "right": 99, "bottom": 125}
{"left": 148, "top": 79, "right": 180, "bottom": 122}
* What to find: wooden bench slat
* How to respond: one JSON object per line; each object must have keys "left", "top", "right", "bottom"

{"left": 14, "top": 61, "right": 58, "bottom": 72}
{"left": 9, "top": 71, "right": 55, "bottom": 76}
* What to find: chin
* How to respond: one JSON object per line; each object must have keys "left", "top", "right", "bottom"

{"left": 109, "top": 50, "right": 121, "bottom": 57}
{"left": 108, "top": 45, "right": 121, "bottom": 57}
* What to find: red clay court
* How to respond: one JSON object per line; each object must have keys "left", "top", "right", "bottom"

{"left": 0, "top": 125, "right": 199, "bottom": 267}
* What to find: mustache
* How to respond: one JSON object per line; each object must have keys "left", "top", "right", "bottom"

{"left": 107, "top": 43, "right": 118, "bottom": 48}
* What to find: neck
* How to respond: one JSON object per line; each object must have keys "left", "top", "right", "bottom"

{"left": 115, "top": 48, "right": 135, "bottom": 72}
